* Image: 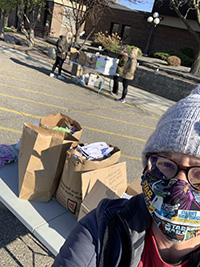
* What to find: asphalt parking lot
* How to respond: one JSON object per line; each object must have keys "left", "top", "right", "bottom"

{"left": 0, "top": 44, "right": 174, "bottom": 266}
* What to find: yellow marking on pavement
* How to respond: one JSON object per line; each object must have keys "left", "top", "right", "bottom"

{"left": 0, "top": 74, "right": 63, "bottom": 89}
{"left": 0, "top": 94, "right": 155, "bottom": 130}
{"left": 0, "top": 126, "right": 21, "bottom": 133}
{"left": 0, "top": 68, "right": 162, "bottom": 118}
{"left": 0, "top": 107, "right": 41, "bottom": 119}
{"left": 0, "top": 126, "right": 142, "bottom": 161}
{"left": 0, "top": 70, "right": 61, "bottom": 84}
{"left": 82, "top": 126, "right": 146, "bottom": 142}
{"left": 0, "top": 82, "right": 159, "bottom": 120}
{"left": 121, "top": 154, "right": 141, "bottom": 161}
{"left": 0, "top": 67, "right": 33, "bottom": 73}
{"left": 0, "top": 107, "right": 146, "bottom": 142}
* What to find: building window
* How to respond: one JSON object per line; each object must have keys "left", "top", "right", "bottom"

{"left": 62, "top": 6, "right": 75, "bottom": 31}
{"left": 110, "top": 23, "right": 119, "bottom": 35}
{"left": 121, "top": 25, "right": 131, "bottom": 40}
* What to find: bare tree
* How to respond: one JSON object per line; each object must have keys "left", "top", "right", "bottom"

{"left": 17, "top": 0, "right": 46, "bottom": 48}
{"left": 156, "top": 0, "right": 200, "bottom": 75}
{"left": 79, "top": 1, "right": 117, "bottom": 50}
{"left": 0, "top": 0, "right": 20, "bottom": 38}
{"left": 60, "top": 0, "right": 115, "bottom": 46}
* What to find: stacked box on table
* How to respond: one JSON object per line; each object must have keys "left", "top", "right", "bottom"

{"left": 70, "top": 48, "right": 79, "bottom": 62}
{"left": 78, "top": 175, "right": 143, "bottom": 221}
{"left": 78, "top": 51, "right": 87, "bottom": 66}
{"left": 85, "top": 53, "right": 98, "bottom": 69}
{"left": 95, "top": 55, "right": 119, "bottom": 75}
{"left": 78, "top": 161, "right": 127, "bottom": 220}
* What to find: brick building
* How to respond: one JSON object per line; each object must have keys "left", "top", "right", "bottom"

{"left": 7, "top": 0, "right": 200, "bottom": 56}
{"left": 84, "top": 3, "right": 153, "bottom": 53}
{"left": 85, "top": 1, "right": 199, "bottom": 55}
{"left": 151, "top": 0, "right": 199, "bottom": 55}
{"left": 8, "top": 0, "right": 84, "bottom": 38}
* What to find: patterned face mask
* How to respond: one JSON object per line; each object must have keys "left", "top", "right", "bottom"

{"left": 141, "top": 172, "right": 200, "bottom": 242}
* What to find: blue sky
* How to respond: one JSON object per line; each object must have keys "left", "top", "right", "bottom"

{"left": 119, "top": 0, "right": 154, "bottom": 12}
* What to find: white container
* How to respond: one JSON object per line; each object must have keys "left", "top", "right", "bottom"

{"left": 95, "top": 56, "right": 119, "bottom": 75}
{"left": 87, "top": 74, "right": 97, "bottom": 87}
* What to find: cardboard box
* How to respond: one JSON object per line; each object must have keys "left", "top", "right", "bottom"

{"left": 95, "top": 55, "right": 119, "bottom": 75}
{"left": 87, "top": 74, "right": 97, "bottom": 87}
{"left": 78, "top": 162, "right": 127, "bottom": 220}
{"left": 78, "top": 179, "right": 119, "bottom": 220}
{"left": 70, "top": 48, "right": 79, "bottom": 62}
{"left": 126, "top": 178, "right": 142, "bottom": 196}
{"left": 71, "top": 63, "right": 83, "bottom": 76}
{"left": 78, "top": 176, "right": 142, "bottom": 221}
{"left": 78, "top": 51, "right": 87, "bottom": 66}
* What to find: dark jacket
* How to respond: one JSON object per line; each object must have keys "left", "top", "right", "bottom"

{"left": 116, "top": 54, "right": 128, "bottom": 76}
{"left": 52, "top": 194, "right": 151, "bottom": 267}
{"left": 56, "top": 35, "right": 71, "bottom": 60}
{"left": 52, "top": 193, "right": 200, "bottom": 266}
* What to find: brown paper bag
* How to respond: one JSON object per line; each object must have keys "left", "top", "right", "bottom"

{"left": 56, "top": 144, "right": 121, "bottom": 217}
{"left": 78, "top": 51, "right": 87, "bottom": 66}
{"left": 69, "top": 47, "right": 79, "bottom": 62}
{"left": 85, "top": 53, "right": 97, "bottom": 69}
{"left": 40, "top": 112, "right": 82, "bottom": 140}
{"left": 18, "top": 123, "right": 79, "bottom": 202}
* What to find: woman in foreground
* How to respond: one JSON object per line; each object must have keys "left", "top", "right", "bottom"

{"left": 53, "top": 86, "right": 200, "bottom": 266}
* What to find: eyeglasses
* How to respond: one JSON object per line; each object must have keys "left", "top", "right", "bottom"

{"left": 146, "top": 155, "right": 200, "bottom": 191}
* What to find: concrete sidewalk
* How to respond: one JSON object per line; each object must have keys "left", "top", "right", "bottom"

{"left": 107, "top": 83, "right": 175, "bottom": 116}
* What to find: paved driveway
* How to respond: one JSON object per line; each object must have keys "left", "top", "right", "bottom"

{"left": 0, "top": 44, "right": 169, "bottom": 266}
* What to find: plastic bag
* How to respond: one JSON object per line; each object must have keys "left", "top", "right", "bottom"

{"left": 0, "top": 144, "right": 18, "bottom": 168}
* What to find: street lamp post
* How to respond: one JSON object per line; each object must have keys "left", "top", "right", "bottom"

{"left": 143, "top": 12, "right": 161, "bottom": 56}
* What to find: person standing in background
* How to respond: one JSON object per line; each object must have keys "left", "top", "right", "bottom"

{"left": 111, "top": 46, "right": 128, "bottom": 96}
{"left": 116, "top": 49, "right": 137, "bottom": 103}
{"left": 50, "top": 32, "right": 73, "bottom": 80}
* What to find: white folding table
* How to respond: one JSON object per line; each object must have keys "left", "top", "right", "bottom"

{"left": 69, "top": 60, "right": 114, "bottom": 94}
{"left": 0, "top": 161, "right": 77, "bottom": 256}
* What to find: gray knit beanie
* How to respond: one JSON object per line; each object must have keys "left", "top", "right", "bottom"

{"left": 142, "top": 86, "right": 200, "bottom": 167}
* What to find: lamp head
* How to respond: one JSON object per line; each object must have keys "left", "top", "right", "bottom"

{"left": 154, "top": 17, "right": 160, "bottom": 25}
{"left": 147, "top": 16, "right": 153, "bottom": 23}
{"left": 153, "top": 12, "right": 159, "bottom": 18}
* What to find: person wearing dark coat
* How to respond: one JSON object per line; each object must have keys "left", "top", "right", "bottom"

{"left": 50, "top": 32, "right": 72, "bottom": 80}
{"left": 52, "top": 86, "right": 200, "bottom": 267}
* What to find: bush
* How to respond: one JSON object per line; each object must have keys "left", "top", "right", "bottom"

{"left": 167, "top": 56, "right": 181, "bottom": 66}
{"left": 152, "top": 52, "right": 170, "bottom": 61}
{"left": 4, "top": 27, "right": 15, "bottom": 33}
{"left": 151, "top": 49, "right": 193, "bottom": 67}
{"left": 180, "top": 47, "right": 194, "bottom": 59}
{"left": 105, "top": 45, "right": 143, "bottom": 57}
{"left": 92, "top": 31, "right": 122, "bottom": 48}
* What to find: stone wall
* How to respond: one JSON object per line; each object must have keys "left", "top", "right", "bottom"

{"left": 131, "top": 66, "right": 198, "bottom": 102}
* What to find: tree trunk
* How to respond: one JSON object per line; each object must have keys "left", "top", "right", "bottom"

{"left": 190, "top": 45, "right": 200, "bottom": 75}
{"left": 73, "top": 25, "right": 80, "bottom": 47}
{"left": 0, "top": 10, "right": 9, "bottom": 39}
{"left": 28, "top": 26, "right": 35, "bottom": 48}
{"left": 0, "top": 10, "right": 4, "bottom": 38}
